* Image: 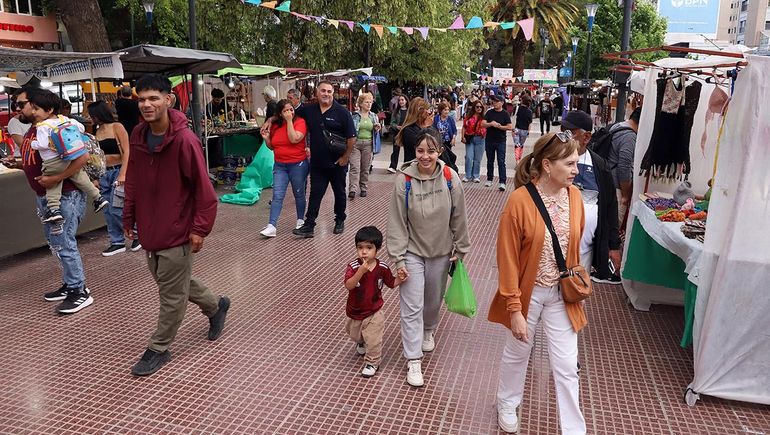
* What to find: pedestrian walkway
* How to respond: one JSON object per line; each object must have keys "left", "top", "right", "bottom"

{"left": 1, "top": 157, "right": 768, "bottom": 433}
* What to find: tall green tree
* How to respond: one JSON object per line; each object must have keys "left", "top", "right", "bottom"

{"left": 491, "top": 0, "right": 580, "bottom": 76}
{"left": 43, "top": 0, "right": 111, "bottom": 51}
{"left": 569, "top": 0, "right": 667, "bottom": 80}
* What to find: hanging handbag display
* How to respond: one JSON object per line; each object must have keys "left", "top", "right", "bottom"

{"left": 525, "top": 183, "right": 593, "bottom": 303}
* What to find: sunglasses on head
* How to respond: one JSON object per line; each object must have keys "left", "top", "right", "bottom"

{"left": 544, "top": 130, "right": 573, "bottom": 149}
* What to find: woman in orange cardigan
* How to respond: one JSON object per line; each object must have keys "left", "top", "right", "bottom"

{"left": 488, "top": 131, "right": 587, "bottom": 434}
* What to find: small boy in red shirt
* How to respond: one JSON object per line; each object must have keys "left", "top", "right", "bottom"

{"left": 344, "top": 226, "right": 401, "bottom": 378}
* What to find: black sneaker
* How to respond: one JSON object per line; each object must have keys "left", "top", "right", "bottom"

{"left": 208, "top": 296, "right": 231, "bottom": 341}
{"left": 102, "top": 244, "right": 126, "bottom": 257}
{"left": 130, "top": 239, "right": 142, "bottom": 252}
{"left": 44, "top": 283, "right": 69, "bottom": 301}
{"left": 93, "top": 196, "right": 109, "bottom": 213}
{"left": 131, "top": 349, "right": 172, "bottom": 376}
{"left": 292, "top": 224, "right": 315, "bottom": 238}
{"left": 348, "top": 191, "right": 356, "bottom": 199}
{"left": 359, "top": 191, "right": 368, "bottom": 198}
{"left": 333, "top": 220, "right": 345, "bottom": 235}
{"left": 42, "top": 208, "right": 64, "bottom": 223}
{"left": 591, "top": 274, "right": 622, "bottom": 285}
{"left": 56, "top": 289, "right": 93, "bottom": 314}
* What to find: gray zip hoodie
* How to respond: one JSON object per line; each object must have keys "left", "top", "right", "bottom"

{"left": 387, "top": 159, "right": 471, "bottom": 270}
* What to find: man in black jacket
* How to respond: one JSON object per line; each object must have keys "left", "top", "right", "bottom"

{"left": 560, "top": 111, "right": 622, "bottom": 284}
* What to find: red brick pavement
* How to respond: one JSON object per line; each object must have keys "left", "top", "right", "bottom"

{"left": 0, "top": 171, "right": 767, "bottom": 434}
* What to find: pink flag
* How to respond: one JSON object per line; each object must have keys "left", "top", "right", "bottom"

{"left": 416, "top": 27, "right": 429, "bottom": 40}
{"left": 291, "top": 12, "right": 310, "bottom": 21}
{"left": 448, "top": 15, "right": 464, "bottom": 30}
{"left": 400, "top": 27, "right": 414, "bottom": 35}
{"left": 518, "top": 17, "right": 535, "bottom": 41}
{"left": 340, "top": 20, "right": 355, "bottom": 31}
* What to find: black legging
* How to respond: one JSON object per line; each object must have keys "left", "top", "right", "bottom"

{"left": 540, "top": 115, "right": 551, "bottom": 134}
{"left": 389, "top": 145, "right": 400, "bottom": 170}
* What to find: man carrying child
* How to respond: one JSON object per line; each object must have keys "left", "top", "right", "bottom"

{"left": 344, "top": 226, "right": 401, "bottom": 378}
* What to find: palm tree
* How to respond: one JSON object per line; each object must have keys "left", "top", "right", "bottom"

{"left": 492, "top": 0, "right": 580, "bottom": 76}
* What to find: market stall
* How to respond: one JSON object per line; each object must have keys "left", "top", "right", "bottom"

{"left": 608, "top": 46, "right": 770, "bottom": 406}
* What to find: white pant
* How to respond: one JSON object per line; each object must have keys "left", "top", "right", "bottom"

{"left": 580, "top": 250, "right": 592, "bottom": 275}
{"left": 398, "top": 252, "right": 451, "bottom": 360}
{"left": 497, "top": 285, "right": 586, "bottom": 435}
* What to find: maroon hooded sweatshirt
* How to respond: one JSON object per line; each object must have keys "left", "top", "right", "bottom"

{"left": 123, "top": 109, "right": 217, "bottom": 252}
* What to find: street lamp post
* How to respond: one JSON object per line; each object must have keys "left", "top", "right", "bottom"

{"left": 583, "top": 4, "right": 599, "bottom": 112}
{"left": 539, "top": 28, "right": 550, "bottom": 91}
{"left": 143, "top": 0, "right": 155, "bottom": 44}
{"left": 571, "top": 36, "right": 579, "bottom": 83}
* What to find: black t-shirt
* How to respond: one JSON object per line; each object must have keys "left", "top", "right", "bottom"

{"left": 296, "top": 101, "right": 356, "bottom": 168}
{"left": 265, "top": 100, "right": 279, "bottom": 119}
{"left": 515, "top": 105, "right": 534, "bottom": 130}
{"left": 483, "top": 109, "right": 511, "bottom": 144}
{"left": 115, "top": 98, "right": 141, "bottom": 136}
{"left": 539, "top": 100, "right": 552, "bottom": 115}
{"left": 206, "top": 101, "right": 226, "bottom": 118}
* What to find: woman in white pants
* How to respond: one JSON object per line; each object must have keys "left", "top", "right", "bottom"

{"left": 387, "top": 132, "right": 471, "bottom": 388}
{"left": 488, "top": 132, "right": 588, "bottom": 434}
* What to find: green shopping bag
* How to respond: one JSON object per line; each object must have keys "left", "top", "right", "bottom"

{"left": 444, "top": 260, "right": 477, "bottom": 318}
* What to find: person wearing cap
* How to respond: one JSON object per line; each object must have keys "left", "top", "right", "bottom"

{"left": 480, "top": 94, "right": 512, "bottom": 191}
{"left": 560, "top": 111, "right": 621, "bottom": 284}
{"left": 263, "top": 85, "right": 279, "bottom": 120}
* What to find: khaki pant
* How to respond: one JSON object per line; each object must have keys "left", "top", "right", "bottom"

{"left": 348, "top": 139, "right": 373, "bottom": 195}
{"left": 345, "top": 309, "right": 385, "bottom": 366}
{"left": 146, "top": 244, "right": 219, "bottom": 352}
{"left": 42, "top": 156, "right": 101, "bottom": 209}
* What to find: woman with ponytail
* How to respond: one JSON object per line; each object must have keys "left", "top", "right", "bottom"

{"left": 488, "top": 132, "right": 588, "bottom": 434}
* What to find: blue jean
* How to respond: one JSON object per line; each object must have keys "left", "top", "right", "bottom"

{"left": 513, "top": 129, "right": 529, "bottom": 148}
{"left": 464, "top": 136, "right": 484, "bottom": 180}
{"left": 269, "top": 159, "right": 309, "bottom": 226}
{"left": 99, "top": 167, "right": 125, "bottom": 246}
{"left": 36, "top": 190, "right": 86, "bottom": 289}
{"left": 485, "top": 141, "right": 507, "bottom": 184}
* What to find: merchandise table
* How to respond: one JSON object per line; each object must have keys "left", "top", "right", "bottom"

{"left": 622, "top": 200, "right": 704, "bottom": 347}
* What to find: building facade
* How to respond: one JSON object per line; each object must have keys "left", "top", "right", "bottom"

{"left": 0, "top": 0, "right": 60, "bottom": 50}
{"left": 717, "top": 0, "right": 770, "bottom": 47}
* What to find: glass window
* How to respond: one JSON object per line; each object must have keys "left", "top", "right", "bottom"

{"left": 766, "top": 21, "right": 770, "bottom": 31}
{"left": 1, "top": 0, "right": 33, "bottom": 14}
{"left": 739, "top": 20, "right": 746, "bottom": 33}
{"left": 740, "top": 0, "right": 748, "bottom": 11}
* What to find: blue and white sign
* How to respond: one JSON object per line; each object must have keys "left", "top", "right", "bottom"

{"left": 658, "top": 0, "right": 720, "bottom": 34}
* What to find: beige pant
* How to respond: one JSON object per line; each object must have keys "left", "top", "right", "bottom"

{"left": 42, "top": 156, "right": 100, "bottom": 209}
{"left": 345, "top": 309, "right": 385, "bottom": 366}
{"left": 348, "top": 139, "right": 373, "bottom": 194}
{"left": 146, "top": 244, "right": 220, "bottom": 353}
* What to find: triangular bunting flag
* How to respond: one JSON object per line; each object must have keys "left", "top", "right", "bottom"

{"left": 466, "top": 16, "right": 483, "bottom": 29}
{"left": 372, "top": 25, "right": 384, "bottom": 38}
{"left": 448, "top": 15, "right": 465, "bottom": 30}
{"left": 416, "top": 27, "right": 429, "bottom": 40}
{"left": 400, "top": 27, "right": 414, "bottom": 35}
{"left": 432, "top": 28, "right": 447, "bottom": 33}
{"left": 517, "top": 17, "right": 535, "bottom": 40}
{"left": 359, "top": 23, "right": 371, "bottom": 34}
{"left": 274, "top": 1, "right": 291, "bottom": 12}
{"left": 484, "top": 21, "right": 499, "bottom": 28}
{"left": 340, "top": 20, "right": 355, "bottom": 31}
{"left": 387, "top": 26, "right": 398, "bottom": 34}
{"left": 499, "top": 22, "right": 515, "bottom": 30}
{"left": 245, "top": 0, "right": 261, "bottom": 5}
{"left": 310, "top": 16, "right": 324, "bottom": 24}
{"left": 260, "top": 1, "right": 277, "bottom": 8}
{"left": 327, "top": 19, "right": 339, "bottom": 28}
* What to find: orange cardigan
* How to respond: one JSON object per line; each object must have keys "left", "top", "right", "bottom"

{"left": 488, "top": 184, "right": 588, "bottom": 333}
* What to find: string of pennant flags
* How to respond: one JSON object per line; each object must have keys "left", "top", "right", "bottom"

{"left": 240, "top": 0, "right": 535, "bottom": 41}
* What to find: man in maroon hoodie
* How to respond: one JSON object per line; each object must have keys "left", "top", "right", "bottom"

{"left": 123, "top": 74, "right": 230, "bottom": 376}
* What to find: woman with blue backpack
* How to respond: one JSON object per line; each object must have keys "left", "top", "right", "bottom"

{"left": 387, "top": 132, "right": 471, "bottom": 388}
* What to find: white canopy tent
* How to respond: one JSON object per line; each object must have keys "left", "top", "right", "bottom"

{"left": 621, "top": 51, "right": 770, "bottom": 406}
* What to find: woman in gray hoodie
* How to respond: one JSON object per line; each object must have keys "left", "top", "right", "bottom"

{"left": 387, "top": 132, "right": 471, "bottom": 388}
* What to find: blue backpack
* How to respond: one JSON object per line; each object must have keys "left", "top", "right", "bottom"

{"left": 403, "top": 165, "right": 453, "bottom": 211}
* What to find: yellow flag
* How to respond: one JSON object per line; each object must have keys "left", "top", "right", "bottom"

{"left": 327, "top": 19, "right": 339, "bottom": 28}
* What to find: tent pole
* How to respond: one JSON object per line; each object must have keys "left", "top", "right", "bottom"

{"left": 89, "top": 60, "right": 96, "bottom": 102}
{"left": 189, "top": 0, "right": 202, "bottom": 140}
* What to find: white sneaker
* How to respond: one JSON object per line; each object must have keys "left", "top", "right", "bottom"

{"left": 484, "top": 181, "right": 493, "bottom": 187}
{"left": 499, "top": 183, "right": 507, "bottom": 191}
{"left": 422, "top": 331, "right": 435, "bottom": 352}
{"left": 461, "top": 177, "right": 469, "bottom": 182}
{"left": 361, "top": 364, "right": 378, "bottom": 378}
{"left": 497, "top": 402, "right": 520, "bottom": 433}
{"left": 355, "top": 342, "right": 366, "bottom": 356}
{"left": 387, "top": 167, "right": 397, "bottom": 174}
{"left": 473, "top": 178, "right": 481, "bottom": 183}
{"left": 406, "top": 359, "right": 424, "bottom": 387}
{"left": 295, "top": 219, "right": 305, "bottom": 230}
{"left": 260, "top": 224, "right": 277, "bottom": 238}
